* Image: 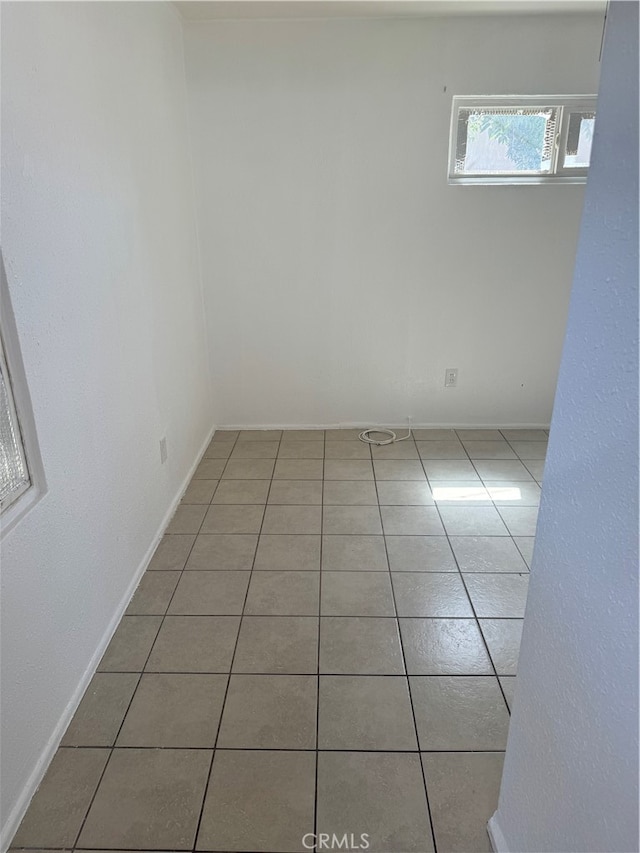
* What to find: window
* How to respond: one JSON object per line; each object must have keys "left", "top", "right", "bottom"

{"left": 0, "top": 256, "right": 43, "bottom": 531}
{"left": 449, "top": 95, "right": 597, "bottom": 184}
{"left": 0, "top": 332, "right": 30, "bottom": 512}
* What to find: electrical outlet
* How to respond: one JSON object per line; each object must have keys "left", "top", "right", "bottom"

{"left": 160, "top": 437, "right": 168, "bottom": 464}
{"left": 444, "top": 368, "right": 458, "bottom": 388}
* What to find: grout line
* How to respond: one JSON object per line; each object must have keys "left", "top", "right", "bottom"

{"left": 57, "top": 745, "right": 506, "bottom": 753}
{"left": 99, "top": 667, "right": 516, "bottom": 676}
{"left": 424, "top": 443, "right": 516, "bottom": 716}
{"left": 71, "top": 431, "right": 242, "bottom": 849}
{"left": 189, "top": 429, "right": 279, "bottom": 853}
{"left": 312, "top": 433, "right": 325, "bottom": 843}
{"left": 371, "top": 434, "right": 439, "bottom": 853}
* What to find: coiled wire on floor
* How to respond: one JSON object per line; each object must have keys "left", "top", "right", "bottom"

{"left": 358, "top": 427, "right": 412, "bottom": 446}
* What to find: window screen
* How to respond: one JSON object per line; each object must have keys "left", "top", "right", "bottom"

{"left": 0, "top": 335, "right": 30, "bottom": 511}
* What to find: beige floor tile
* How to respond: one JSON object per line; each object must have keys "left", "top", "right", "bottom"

{"left": 238, "top": 429, "right": 282, "bottom": 441}
{"left": 320, "top": 617, "right": 404, "bottom": 674}
{"left": 484, "top": 480, "right": 541, "bottom": 506}
{"left": 429, "top": 481, "right": 492, "bottom": 505}
{"left": 222, "top": 458, "right": 275, "bottom": 479}
{"left": 201, "top": 504, "right": 265, "bottom": 534}
{"left": 501, "top": 428, "right": 548, "bottom": 441}
{"left": 211, "top": 479, "right": 270, "bottom": 504}
{"left": 233, "top": 616, "right": 318, "bottom": 673}
{"left": 277, "top": 441, "right": 324, "bottom": 459}
{"left": 456, "top": 429, "right": 504, "bottom": 441}
{"left": 61, "top": 673, "right": 138, "bottom": 746}
{"left": 475, "top": 459, "right": 533, "bottom": 480}
{"left": 262, "top": 504, "right": 322, "bottom": 534}
{"left": 323, "top": 505, "right": 382, "bottom": 535}
{"left": 244, "top": 571, "right": 320, "bottom": 616}
{"left": 280, "top": 429, "right": 325, "bottom": 441}
{"left": 423, "top": 460, "right": 480, "bottom": 481}
{"left": 203, "top": 442, "right": 233, "bottom": 458}
{"left": 230, "top": 441, "right": 279, "bottom": 458}
{"left": 180, "top": 480, "right": 218, "bottom": 504}
{"left": 412, "top": 429, "right": 456, "bottom": 440}
{"left": 217, "top": 674, "right": 317, "bottom": 748}
{"left": 321, "top": 572, "right": 395, "bottom": 616}
{"left": 254, "top": 534, "right": 321, "bottom": 571}
{"left": 268, "top": 479, "right": 323, "bottom": 504}
{"left": 371, "top": 442, "right": 419, "bottom": 459}
{"left": 381, "top": 506, "right": 444, "bottom": 535}
{"left": 373, "top": 460, "right": 426, "bottom": 480}
{"left": 376, "top": 481, "right": 434, "bottom": 505}
{"left": 386, "top": 536, "right": 457, "bottom": 572}
{"left": 498, "top": 506, "right": 539, "bottom": 537}
{"left": 464, "top": 574, "right": 529, "bottom": 618}
{"left": 196, "top": 750, "right": 315, "bottom": 852}
{"left": 321, "top": 534, "right": 388, "bottom": 571}
{"left": 168, "top": 571, "right": 249, "bottom": 615}
{"left": 318, "top": 675, "right": 417, "bottom": 750}
{"left": 500, "top": 676, "right": 517, "bottom": 711}
{"left": 117, "top": 673, "right": 226, "bottom": 747}
{"left": 422, "top": 752, "right": 504, "bottom": 853}
{"left": 523, "top": 459, "right": 545, "bottom": 480}
{"left": 273, "top": 458, "right": 324, "bottom": 479}
{"left": 392, "top": 573, "right": 473, "bottom": 617}
{"left": 325, "top": 441, "right": 372, "bottom": 459}
{"left": 323, "top": 480, "right": 378, "bottom": 505}
{"left": 12, "top": 748, "right": 109, "bottom": 848}
{"left": 98, "top": 616, "right": 162, "bottom": 672}
{"left": 438, "top": 506, "right": 509, "bottom": 536}
{"left": 185, "top": 534, "right": 257, "bottom": 571}
{"left": 194, "top": 458, "right": 227, "bottom": 479}
{"left": 400, "top": 618, "right": 493, "bottom": 675}
{"left": 324, "top": 459, "right": 374, "bottom": 480}
{"left": 324, "top": 428, "right": 362, "bottom": 440}
{"left": 211, "top": 430, "right": 239, "bottom": 442}
{"left": 509, "top": 440, "right": 548, "bottom": 459}
{"left": 514, "top": 536, "right": 535, "bottom": 567}
{"left": 166, "top": 504, "right": 207, "bottom": 535}
{"left": 146, "top": 616, "right": 239, "bottom": 673}
{"left": 125, "top": 571, "right": 180, "bottom": 615}
{"left": 416, "top": 440, "right": 467, "bottom": 460}
{"left": 317, "top": 752, "right": 434, "bottom": 853}
{"left": 117, "top": 672, "right": 227, "bottom": 749}
{"left": 78, "top": 748, "right": 211, "bottom": 850}
{"left": 480, "top": 619, "right": 523, "bottom": 675}
{"left": 451, "top": 536, "right": 529, "bottom": 573}
{"left": 148, "top": 535, "right": 195, "bottom": 571}
{"left": 462, "top": 440, "right": 517, "bottom": 460}
{"left": 411, "top": 676, "right": 510, "bottom": 750}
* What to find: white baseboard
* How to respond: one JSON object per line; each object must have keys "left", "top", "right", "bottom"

{"left": 0, "top": 424, "right": 216, "bottom": 853}
{"left": 216, "top": 422, "right": 551, "bottom": 431}
{"left": 487, "top": 813, "right": 510, "bottom": 853}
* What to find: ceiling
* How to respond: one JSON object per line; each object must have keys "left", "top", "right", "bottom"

{"left": 174, "top": 0, "right": 606, "bottom": 20}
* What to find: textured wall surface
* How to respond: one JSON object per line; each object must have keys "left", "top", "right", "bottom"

{"left": 0, "top": 2, "right": 212, "bottom": 845}
{"left": 184, "top": 13, "right": 603, "bottom": 428}
{"left": 490, "top": 3, "right": 639, "bottom": 850}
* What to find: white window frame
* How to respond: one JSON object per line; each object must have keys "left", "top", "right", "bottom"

{"left": 448, "top": 95, "right": 598, "bottom": 186}
{"left": 0, "top": 255, "right": 45, "bottom": 536}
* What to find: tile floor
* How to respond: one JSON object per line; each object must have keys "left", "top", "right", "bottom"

{"left": 11, "top": 427, "right": 547, "bottom": 853}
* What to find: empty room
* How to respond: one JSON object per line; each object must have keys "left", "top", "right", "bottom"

{"left": 0, "top": 1, "right": 637, "bottom": 852}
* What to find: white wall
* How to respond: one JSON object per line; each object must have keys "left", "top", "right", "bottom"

{"left": 489, "top": 2, "right": 639, "bottom": 850}
{"left": 0, "top": 2, "right": 212, "bottom": 845}
{"left": 184, "top": 12, "right": 603, "bottom": 428}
